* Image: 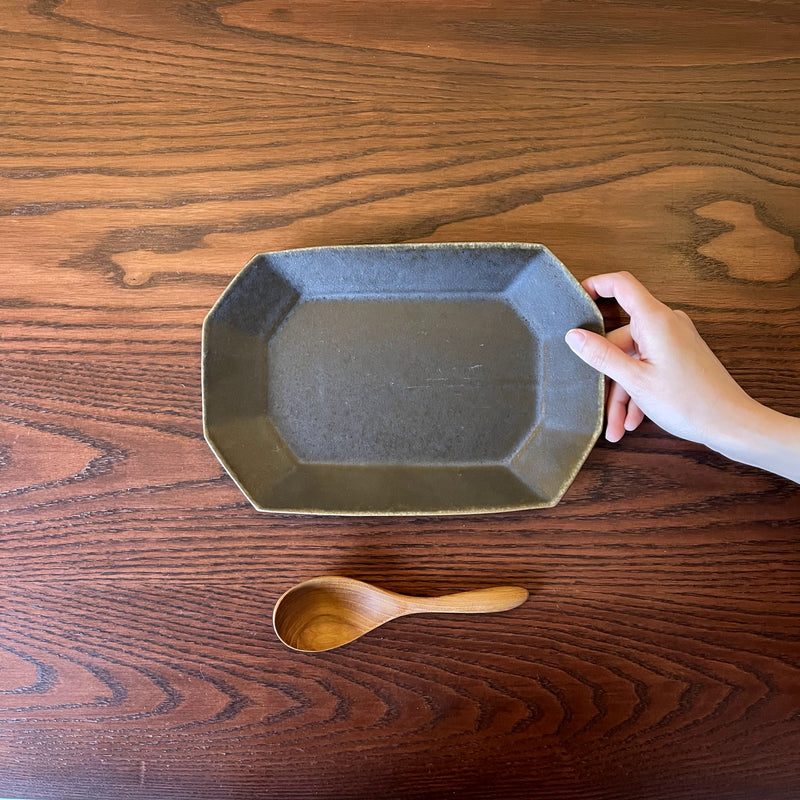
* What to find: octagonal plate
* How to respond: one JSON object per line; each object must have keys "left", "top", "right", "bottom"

{"left": 202, "top": 243, "right": 603, "bottom": 515}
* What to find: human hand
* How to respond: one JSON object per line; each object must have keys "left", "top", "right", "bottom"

{"left": 564, "top": 271, "right": 757, "bottom": 448}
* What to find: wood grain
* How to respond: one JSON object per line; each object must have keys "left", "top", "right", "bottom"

{"left": 1, "top": 1, "right": 799, "bottom": 798}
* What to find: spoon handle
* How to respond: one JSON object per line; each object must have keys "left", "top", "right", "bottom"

{"left": 405, "top": 586, "right": 528, "bottom": 615}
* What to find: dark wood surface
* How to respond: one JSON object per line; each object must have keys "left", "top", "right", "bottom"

{"left": 2, "top": 2, "right": 800, "bottom": 798}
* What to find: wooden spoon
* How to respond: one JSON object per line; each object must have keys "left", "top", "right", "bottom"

{"left": 273, "top": 576, "right": 528, "bottom": 652}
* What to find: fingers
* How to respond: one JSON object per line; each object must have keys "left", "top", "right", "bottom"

{"left": 569, "top": 273, "right": 657, "bottom": 441}
{"left": 606, "top": 324, "right": 637, "bottom": 357}
{"left": 624, "top": 400, "right": 645, "bottom": 431}
{"left": 606, "top": 387, "right": 645, "bottom": 442}
{"left": 565, "top": 328, "right": 640, "bottom": 388}
{"left": 581, "top": 271, "right": 667, "bottom": 320}
{"left": 606, "top": 381, "right": 630, "bottom": 442}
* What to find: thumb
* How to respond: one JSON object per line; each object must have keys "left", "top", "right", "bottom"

{"left": 565, "top": 328, "right": 640, "bottom": 387}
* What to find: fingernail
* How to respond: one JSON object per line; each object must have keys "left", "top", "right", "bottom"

{"left": 564, "top": 329, "right": 586, "bottom": 353}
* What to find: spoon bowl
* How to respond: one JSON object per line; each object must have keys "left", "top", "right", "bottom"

{"left": 273, "top": 576, "right": 528, "bottom": 652}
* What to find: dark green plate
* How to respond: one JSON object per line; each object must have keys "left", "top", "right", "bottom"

{"left": 202, "top": 243, "right": 603, "bottom": 515}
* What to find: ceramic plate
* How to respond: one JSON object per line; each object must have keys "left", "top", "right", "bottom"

{"left": 202, "top": 243, "right": 603, "bottom": 515}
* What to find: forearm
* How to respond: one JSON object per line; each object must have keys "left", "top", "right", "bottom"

{"left": 710, "top": 399, "right": 800, "bottom": 484}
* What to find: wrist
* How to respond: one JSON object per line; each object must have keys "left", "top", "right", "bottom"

{"left": 709, "top": 397, "right": 800, "bottom": 483}
{"left": 710, "top": 396, "right": 769, "bottom": 462}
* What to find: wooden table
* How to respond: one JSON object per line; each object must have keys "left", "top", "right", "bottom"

{"left": 2, "top": 2, "right": 799, "bottom": 798}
